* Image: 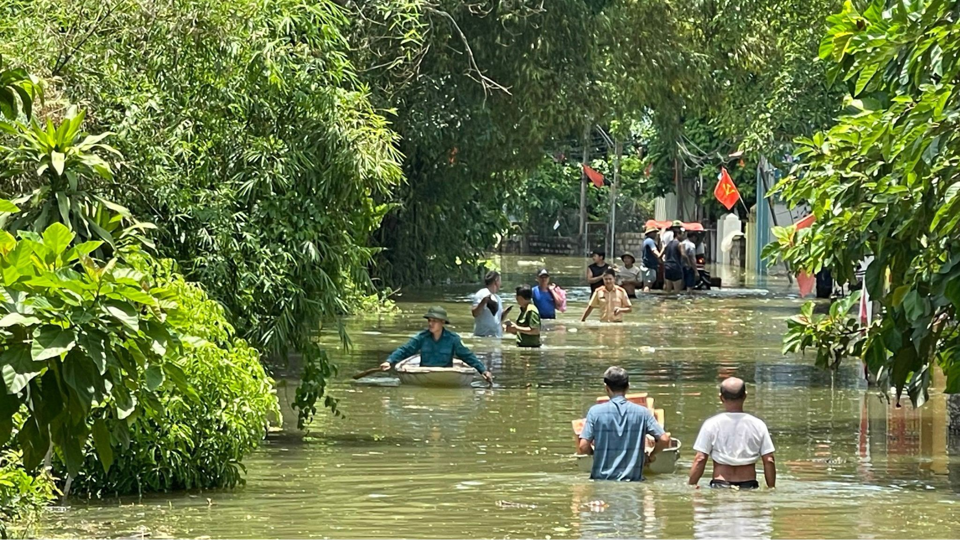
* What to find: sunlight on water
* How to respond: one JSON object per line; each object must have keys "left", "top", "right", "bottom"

{"left": 43, "top": 255, "right": 960, "bottom": 538}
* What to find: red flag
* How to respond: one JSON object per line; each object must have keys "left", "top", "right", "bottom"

{"left": 583, "top": 165, "right": 605, "bottom": 188}
{"left": 714, "top": 167, "right": 741, "bottom": 210}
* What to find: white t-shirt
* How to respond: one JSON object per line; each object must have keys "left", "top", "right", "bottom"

{"left": 472, "top": 288, "right": 502, "bottom": 337}
{"left": 660, "top": 230, "right": 674, "bottom": 248}
{"left": 692, "top": 412, "right": 775, "bottom": 466}
{"left": 616, "top": 265, "right": 642, "bottom": 283}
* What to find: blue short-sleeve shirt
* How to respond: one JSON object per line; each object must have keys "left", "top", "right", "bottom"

{"left": 580, "top": 396, "right": 665, "bottom": 481}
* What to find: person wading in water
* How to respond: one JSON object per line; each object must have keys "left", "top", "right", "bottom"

{"left": 687, "top": 377, "right": 776, "bottom": 490}
{"left": 581, "top": 269, "right": 632, "bottom": 323}
{"left": 504, "top": 285, "right": 541, "bottom": 348}
{"left": 382, "top": 306, "right": 493, "bottom": 384}
{"left": 661, "top": 222, "right": 685, "bottom": 293}
{"left": 531, "top": 268, "right": 561, "bottom": 320}
{"left": 586, "top": 250, "right": 610, "bottom": 294}
{"left": 471, "top": 271, "right": 505, "bottom": 338}
{"left": 578, "top": 366, "right": 670, "bottom": 481}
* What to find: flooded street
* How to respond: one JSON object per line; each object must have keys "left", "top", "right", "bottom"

{"left": 45, "top": 256, "right": 960, "bottom": 538}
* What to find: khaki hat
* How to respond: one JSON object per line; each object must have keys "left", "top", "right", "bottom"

{"left": 645, "top": 225, "right": 658, "bottom": 235}
{"left": 671, "top": 220, "right": 683, "bottom": 228}
{"left": 423, "top": 306, "right": 450, "bottom": 323}
{"left": 620, "top": 252, "right": 636, "bottom": 263}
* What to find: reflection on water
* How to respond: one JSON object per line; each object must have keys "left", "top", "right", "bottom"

{"left": 692, "top": 491, "right": 773, "bottom": 540}
{"left": 42, "top": 255, "right": 960, "bottom": 538}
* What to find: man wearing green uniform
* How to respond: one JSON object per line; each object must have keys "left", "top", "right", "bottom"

{"left": 505, "top": 285, "right": 541, "bottom": 348}
{"left": 381, "top": 306, "right": 494, "bottom": 384}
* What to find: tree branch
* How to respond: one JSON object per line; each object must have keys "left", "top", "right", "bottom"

{"left": 423, "top": 6, "right": 511, "bottom": 97}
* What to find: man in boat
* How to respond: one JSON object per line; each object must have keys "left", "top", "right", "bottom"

{"left": 578, "top": 366, "right": 670, "bottom": 481}
{"left": 581, "top": 269, "right": 632, "bottom": 322}
{"left": 381, "top": 306, "right": 494, "bottom": 384}
{"left": 471, "top": 271, "right": 504, "bottom": 338}
{"left": 531, "top": 268, "right": 561, "bottom": 320}
{"left": 687, "top": 377, "right": 776, "bottom": 490}
{"left": 504, "top": 285, "right": 541, "bottom": 347}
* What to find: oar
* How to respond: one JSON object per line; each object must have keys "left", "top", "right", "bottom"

{"left": 352, "top": 366, "right": 387, "bottom": 380}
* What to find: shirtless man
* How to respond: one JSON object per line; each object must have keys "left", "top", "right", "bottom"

{"left": 688, "top": 377, "right": 776, "bottom": 489}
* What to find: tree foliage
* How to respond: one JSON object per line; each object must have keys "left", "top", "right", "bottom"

{"left": 62, "top": 258, "right": 278, "bottom": 495}
{"left": 1, "top": 0, "right": 403, "bottom": 425}
{"left": 764, "top": 0, "right": 960, "bottom": 404}
{"left": 0, "top": 217, "right": 184, "bottom": 478}
{"left": 350, "top": 0, "right": 609, "bottom": 282}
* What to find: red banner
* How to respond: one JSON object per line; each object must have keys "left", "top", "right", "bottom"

{"left": 714, "top": 167, "right": 741, "bottom": 210}
{"left": 583, "top": 165, "right": 606, "bottom": 188}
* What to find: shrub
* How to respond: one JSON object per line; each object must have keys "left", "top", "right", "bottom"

{"left": 62, "top": 259, "right": 280, "bottom": 495}
{"left": 0, "top": 450, "right": 56, "bottom": 539}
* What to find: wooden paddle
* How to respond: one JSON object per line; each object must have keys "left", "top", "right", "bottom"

{"left": 352, "top": 366, "right": 387, "bottom": 380}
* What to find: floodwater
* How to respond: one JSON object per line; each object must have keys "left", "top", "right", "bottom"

{"left": 43, "top": 255, "right": 960, "bottom": 538}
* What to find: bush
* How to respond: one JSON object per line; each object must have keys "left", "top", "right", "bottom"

{"left": 62, "top": 260, "right": 280, "bottom": 495}
{"left": 0, "top": 450, "right": 56, "bottom": 539}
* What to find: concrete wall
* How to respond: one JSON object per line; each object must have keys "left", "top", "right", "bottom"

{"left": 521, "top": 236, "right": 579, "bottom": 256}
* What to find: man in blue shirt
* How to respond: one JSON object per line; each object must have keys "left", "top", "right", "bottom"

{"left": 531, "top": 268, "right": 560, "bottom": 319}
{"left": 381, "top": 306, "right": 493, "bottom": 384}
{"left": 578, "top": 366, "right": 669, "bottom": 481}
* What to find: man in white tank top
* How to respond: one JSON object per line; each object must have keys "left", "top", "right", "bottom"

{"left": 688, "top": 377, "right": 776, "bottom": 489}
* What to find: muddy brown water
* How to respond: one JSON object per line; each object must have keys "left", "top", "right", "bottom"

{"left": 43, "top": 256, "right": 960, "bottom": 538}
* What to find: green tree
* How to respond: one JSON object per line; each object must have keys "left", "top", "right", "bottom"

{"left": 764, "top": 0, "right": 960, "bottom": 404}
{"left": 1, "top": 0, "right": 403, "bottom": 424}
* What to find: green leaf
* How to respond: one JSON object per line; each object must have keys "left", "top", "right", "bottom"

{"left": 50, "top": 151, "right": 65, "bottom": 176}
{"left": 62, "top": 352, "right": 100, "bottom": 411}
{"left": 31, "top": 325, "right": 77, "bottom": 361}
{"left": 0, "top": 230, "right": 15, "bottom": 255}
{"left": 0, "top": 390, "right": 20, "bottom": 445}
{"left": 64, "top": 240, "right": 103, "bottom": 261}
{"left": 77, "top": 329, "right": 108, "bottom": 375}
{"left": 891, "top": 285, "right": 911, "bottom": 307}
{"left": 52, "top": 420, "right": 86, "bottom": 477}
{"left": 163, "top": 362, "right": 199, "bottom": 401}
{"left": 41, "top": 222, "right": 75, "bottom": 255}
{"left": 1, "top": 346, "right": 41, "bottom": 394}
{"left": 865, "top": 258, "right": 885, "bottom": 298}
{"left": 17, "top": 416, "right": 49, "bottom": 471}
{"left": 111, "top": 385, "right": 137, "bottom": 420}
{"left": 102, "top": 300, "right": 139, "bottom": 332}
{"left": 854, "top": 63, "right": 878, "bottom": 95}
{"left": 0, "top": 312, "right": 41, "bottom": 327}
{"left": 0, "top": 199, "right": 19, "bottom": 213}
{"left": 145, "top": 363, "right": 164, "bottom": 391}
{"left": 91, "top": 418, "right": 114, "bottom": 473}
{"left": 902, "top": 290, "right": 925, "bottom": 321}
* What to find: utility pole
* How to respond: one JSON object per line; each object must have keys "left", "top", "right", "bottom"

{"left": 609, "top": 138, "right": 622, "bottom": 258}
{"left": 579, "top": 123, "right": 590, "bottom": 256}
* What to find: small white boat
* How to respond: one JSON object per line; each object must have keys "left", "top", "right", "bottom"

{"left": 394, "top": 356, "right": 477, "bottom": 388}
{"left": 574, "top": 438, "right": 682, "bottom": 475}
